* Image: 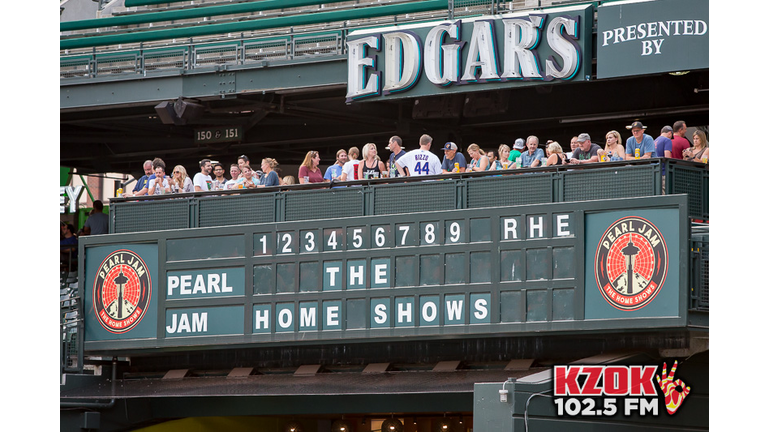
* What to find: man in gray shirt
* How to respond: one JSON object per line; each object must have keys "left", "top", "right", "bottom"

{"left": 82, "top": 200, "right": 109, "bottom": 235}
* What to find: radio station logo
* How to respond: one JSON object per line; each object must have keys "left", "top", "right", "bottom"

{"left": 93, "top": 249, "right": 151, "bottom": 333}
{"left": 594, "top": 216, "right": 668, "bottom": 310}
{"left": 553, "top": 360, "right": 691, "bottom": 417}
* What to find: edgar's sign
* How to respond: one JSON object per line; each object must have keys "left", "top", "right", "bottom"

{"left": 346, "top": 5, "right": 591, "bottom": 102}
{"left": 594, "top": 216, "right": 668, "bottom": 311}
{"left": 92, "top": 249, "right": 152, "bottom": 333}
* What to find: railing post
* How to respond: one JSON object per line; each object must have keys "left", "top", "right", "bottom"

{"left": 290, "top": 28, "right": 296, "bottom": 59}
{"left": 448, "top": 0, "right": 454, "bottom": 20}
{"left": 189, "top": 38, "right": 195, "bottom": 69}
{"left": 139, "top": 42, "right": 145, "bottom": 75}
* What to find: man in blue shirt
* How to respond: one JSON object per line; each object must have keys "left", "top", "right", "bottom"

{"left": 441, "top": 142, "right": 467, "bottom": 173}
{"left": 517, "top": 135, "right": 545, "bottom": 168}
{"left": 129, "top": 160, "right": 153, "bottom": 196}
{"left": 625, "top": 121, "right": 657, "bottom": 160}
{"left": 655, "top": 125, "right": 674, "bottom": 158}
{"left": 324, "top": 149, "right": 348, "bottom": 181}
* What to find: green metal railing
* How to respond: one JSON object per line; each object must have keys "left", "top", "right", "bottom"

{"left": 60, "top": 0, "right": 448, "bottom": 50}
{"left": 108, "top": 159, "right": 708, "bottom": 234}
{"left": 689, "top": 232, "right": 709, "bottom": 311}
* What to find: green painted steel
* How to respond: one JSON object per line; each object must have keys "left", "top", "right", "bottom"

{"left": 79, "top": 195, "right": 692, "bottom": 353}
{"left": 125, "top": 0, "right": 188, "bottom": 6}
{"left": 60, "top": 0, "right": 447, "bottom": 50}
{"left": 108, "top": 161, "right": 708, "bottom": 235}
{"left": 62, "top": 0, "right": 366, "bottom": 32}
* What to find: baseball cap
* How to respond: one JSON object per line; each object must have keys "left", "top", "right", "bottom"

{"left": 661, "top": 125, "right": 673, "bottom": 133}
{"left": 443, "top": 142, "right": 458, "bottom": 151}
{"left": 577, "top": 133, "right": 591, "bottom": 142}
{"left": 513, "top": 138, "right": 525, "bottom": 150}
{"left": 626, "top": 121, "right": 647, "bottom": 130}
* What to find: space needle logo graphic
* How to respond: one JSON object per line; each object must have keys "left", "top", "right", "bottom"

{"left": 594, "top": 216, "right": 668, "bottom": 310}
{"left": 93, "top": 249, "right": 151, "bottom": 333}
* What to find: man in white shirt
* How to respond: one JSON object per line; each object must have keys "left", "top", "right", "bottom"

{"left": 193, "top": 159, "right": 213, "bottom": 191}
{"left": 396, "top": 134, "right": 441, "bottom": 177}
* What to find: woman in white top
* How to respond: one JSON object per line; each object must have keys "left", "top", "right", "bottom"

{"left": 170, "top": 165, "right": 194, "bottom": 193}
{"left": 358, "top": 143, "right": 387, "bottom": 179}
{"left": 148, "top": 165, "right": 171, "bottom": 195}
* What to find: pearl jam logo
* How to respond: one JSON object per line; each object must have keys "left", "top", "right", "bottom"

{"left": 92, "top": 249, "right": 151, "bottom": 333}
{"left": 594, "top": 216, "right": 668, "bottom": 310}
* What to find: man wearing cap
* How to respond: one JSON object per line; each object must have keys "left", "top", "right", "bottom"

{"left": 441, "top": 142, "right": 467, "bottom": 173}
{"left": 624, "top": 121, "right": 656, "bottom": 160}
{"left": 396, "top": 134, "right": 441, "bottom": 177}
{"left": 510, "top": 138, "right": 525, "bottom": 166}
{"left": 386, "top": 136, "right": 407, "bottom": 177}
{"left": 670, "top": 120, "right": 691, "bottom": 159}
{"left": 569, "top": 133, "right": 601, "bottom": 165}
{"left": 655, "top": 126, "right": 674, "bottom": 158}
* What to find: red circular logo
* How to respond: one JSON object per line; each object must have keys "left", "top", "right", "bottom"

{"left": 594, "top": 216, "right": 668, "bottom": 310}
{"left": 92, "top": 250, "right": 151, "bottom": 333}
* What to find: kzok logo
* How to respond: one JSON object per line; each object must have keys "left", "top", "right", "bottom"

{"left": 594, "top": 216, "right": 668, "bottom": 310}
{"left": 93, "top": 249, "right": 151, "bottom": 333}
{"left": 553, "top": 361, "right": 691, "bottom": 417}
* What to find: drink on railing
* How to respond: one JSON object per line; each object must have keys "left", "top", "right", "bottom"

{"left": 390, "top": 163, "right": 396, "bottom": 178}
{"left": 454, "top": 162, "right": 460, "bottom": 172}
{"left": 116, "top": 188, "right": 123, "bottom": 197}
{"left": 634, "top": 148, "right": 640, "bottom": 159}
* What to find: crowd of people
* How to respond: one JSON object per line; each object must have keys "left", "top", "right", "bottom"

{"left": 119, "top": 119, "right": 707, "bottom": 197}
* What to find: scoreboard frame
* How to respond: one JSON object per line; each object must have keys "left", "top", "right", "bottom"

{"left": 80, "top": 195, "right": 689, "bottom": 353}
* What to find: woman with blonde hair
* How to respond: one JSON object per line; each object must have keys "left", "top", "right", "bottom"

{"left": 598, "top": 130, "right": 626, "bottom": 161}
{"left": 466, "top": 143, "right": 490, "bottom": 171}
{"left": 282, "top": 175, "right": 297, "bottom": 185}
{"left": 298, "top": 150, "right": 326, "bottom": 184}
{"left": 492, "top": 144, "right": 512, "bottom": 170}
{"left": 358, "top": 143, "right": 387, "bottom": 179}
{"left": 683, "top": 129, "right": 709, "bottom": 163}
{"left": 545, "top": 141, "right": 568, "bottom": 166}
{"left": 170, "top": 165, "right": 193, "bottom": 193}
{"left": 258, "top": 158, "right": 280, "bottom": 187}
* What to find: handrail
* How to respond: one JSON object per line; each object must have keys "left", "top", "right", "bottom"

{"left": 107, "top": 159, "right": 708, "bottom": 228}
{"left": 60, "top": 0, "right": 447, "bottom": 50}
{"left": 125, "top": 0, "right": 192, "bottom": 6}
{"left": 62, "top": 0, "right": 369, "bottom": 32}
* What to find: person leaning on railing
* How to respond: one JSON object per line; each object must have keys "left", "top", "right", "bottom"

{"left": 545, "top": 141, "right": 569, "bottom": 166}
{"left": 170, "top": 165, "right": 194, "bottom": 193}
{"left": 299, "top": 151, "right": 327, "bottom": 184}
{"left": 467, "top": 143, "right": 491, "bottom": 171}
{"left": 258, "top": 158, "right": 280, "bottom": 187}
{"left": 492, "top": 144, "right": 513, "bottom": 170}
{"left": 358, "top": 143, "right": 387, "bottom": 179}
{"left": 598, "top": 130, "right": 626, "bottom": 161}
{"left": 682, "top": 130, "right": 709, "bottom": 164}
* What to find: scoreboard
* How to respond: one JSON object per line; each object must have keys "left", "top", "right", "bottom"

{"left": 81, "top": 195, "right": 688, "bottom": 352}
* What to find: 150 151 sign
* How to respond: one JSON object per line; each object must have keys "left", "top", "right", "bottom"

{"left": 194, "top": 126, "right": 243, "bottom": 144}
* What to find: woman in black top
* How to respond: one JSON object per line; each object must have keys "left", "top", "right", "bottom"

{"left": 358, "top": 143, "right": 387, "bottom": 179}
{"left": 545, "top": 141, "right": 569, "bottom": 166}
